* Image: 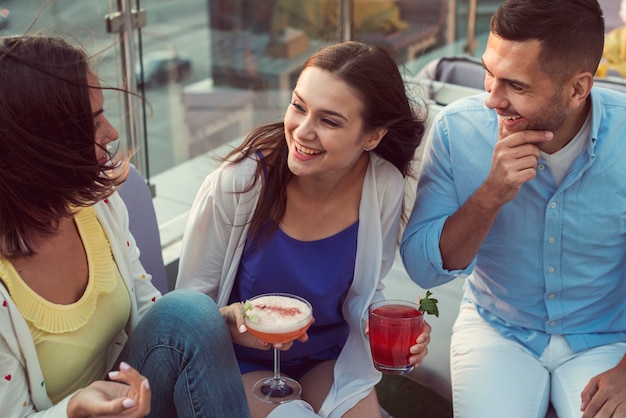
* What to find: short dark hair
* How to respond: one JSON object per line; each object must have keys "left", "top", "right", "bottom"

{"left": 0, "top": 35, "right": 127, "bottom": 256}
{"left": 491, "top": 0, "right": 604, "bottom": 80}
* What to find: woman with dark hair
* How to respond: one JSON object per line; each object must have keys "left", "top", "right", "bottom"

{"left": 176, "top": 41, "right": 431, "bottom": 417}
{"left": 0, "top": 35, "right": 250, "bottom": 418}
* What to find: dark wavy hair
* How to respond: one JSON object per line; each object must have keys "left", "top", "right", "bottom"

{"left": 0, "top": 35, "right": 128, "bottom": 257}
{"left": 224, "top": 41, "right": 426, "bottom": 243}
{"left": 491, "top": 0, "right": 604, "bottom": 81}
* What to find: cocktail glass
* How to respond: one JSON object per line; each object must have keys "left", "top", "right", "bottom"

{"left": 368, "top": 299, "right": 424, "bottom": 375}
{"left": 243, "top": 292, "right": 313, "bottom": 403}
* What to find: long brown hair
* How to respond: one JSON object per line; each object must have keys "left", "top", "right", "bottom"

{"left": 0, "top": 35, "right": 127, "bottom": 257}
{"left": 224, "top": 41, "right": 426, "bottom": 244}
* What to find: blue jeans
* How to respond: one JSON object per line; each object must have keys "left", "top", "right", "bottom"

{"left": 118, "top": 289, "right": 251, "bottom": 418}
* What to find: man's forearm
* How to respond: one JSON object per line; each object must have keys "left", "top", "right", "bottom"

{"left": 439, "top": 185, "right": 503, "bottom": 271}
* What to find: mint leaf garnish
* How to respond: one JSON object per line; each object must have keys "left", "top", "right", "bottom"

{"left": 242, "top": 301, "right": 258, "bottom": 322}
{"left": 418, "top": 291, "right": 439, "bottom": 317}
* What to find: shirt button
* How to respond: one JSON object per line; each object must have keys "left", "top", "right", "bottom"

{"left": 550, "top": 320, "right": 557, "bottom": 326}
{"left": 548, "top": 266, "right": 555, "bottom": 273}
{"left": 548, "top": 237, "right": 556, "bottom": 244}
{"left": 538, "top": 164, "right": 545, "bottom": 170}
{"left": 549, "top": 293, "right": 556, "bottom": 299}
{"left": 550, "top": 202, "right": 557, "bottom": 209}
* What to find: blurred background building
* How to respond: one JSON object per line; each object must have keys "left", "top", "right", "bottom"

{"left": 1, "top": 0, "right": 621, "bottom": 292}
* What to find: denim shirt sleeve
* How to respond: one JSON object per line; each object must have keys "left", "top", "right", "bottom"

{"left": 404, "top": 88, "right": 626, "bottom": 356}
{"left": 400, "top": 98, "right": 487, "bottom": 289}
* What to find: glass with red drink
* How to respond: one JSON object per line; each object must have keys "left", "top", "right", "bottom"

{"left": 368, "top": 299, "right": 424, "bottom": 375}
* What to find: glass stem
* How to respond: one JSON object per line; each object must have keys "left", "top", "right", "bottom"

{"left": 273, "top": 347, "right": 281, "bottom": 382}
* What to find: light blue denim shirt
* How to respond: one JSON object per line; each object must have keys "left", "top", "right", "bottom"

{"left": 401, "top": 88, "right": 626, "bottom": 357}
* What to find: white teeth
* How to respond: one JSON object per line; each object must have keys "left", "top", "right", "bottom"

{"left": 504, "top": 116, "right": 521, "bottom": 121}
{"left": 295, "top": 144, "right": 323, "bottom": 155}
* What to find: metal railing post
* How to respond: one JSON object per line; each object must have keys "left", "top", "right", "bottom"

{"left": 105, "top": 1, "right": 147, "bottom": 177}
{"left": 447, "top": 0, "right": 457, "bottom": 44}
{"left": 464, "top": 0, "right": 477, "bottom": 55}
{"left": 339, "top": 0, "right": 352, "bottom": 41}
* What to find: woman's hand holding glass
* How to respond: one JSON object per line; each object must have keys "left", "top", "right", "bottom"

{"left": 365, "top": 316, "right": 432, "bottom": 370}
{"left": 408, "top": 320, "right": 431, "bottom": 367}
{"left": 67, "top": 362, "right": 150, "bottom": 418}
{"left": 220, "top": 302, "right": 311, "bottom": 351}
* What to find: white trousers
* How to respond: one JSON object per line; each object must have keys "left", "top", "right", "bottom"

{"left": 450, "top": 303, "right": 626, "bottom": 418}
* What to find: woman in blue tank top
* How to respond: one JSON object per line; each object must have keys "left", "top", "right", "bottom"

{"left": 177, "top": 41, "right": 431, "bottom": 418}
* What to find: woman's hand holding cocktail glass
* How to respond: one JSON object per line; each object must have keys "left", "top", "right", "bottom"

{"left": 220, "top": 301, "right": 311, "bottom": 350}
{"left": 239, "top": 293, "right": 314, "bottom": 404}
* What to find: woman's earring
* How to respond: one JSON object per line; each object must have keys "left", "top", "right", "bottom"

{"left": 363, "top": 146, "right": 372, "bottom": 152}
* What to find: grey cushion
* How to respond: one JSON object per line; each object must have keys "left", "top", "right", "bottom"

{"left": 118, "top": 165, "right": 169, "bottom": 294}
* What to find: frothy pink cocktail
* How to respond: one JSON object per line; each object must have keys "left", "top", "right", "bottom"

{"left": 244, "top": 294, "right": 312, "bottom": 344}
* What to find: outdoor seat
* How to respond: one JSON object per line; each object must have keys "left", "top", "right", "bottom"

{"left": 417, "top": 54, "right": 626, "bottom": 101}
{"left": 594, "top": 76, "right": 626, "bottom": 94}
{"left": 356, "top": 0, "right": 448, "bottom": 62}
{"left": 416, "top": 54, "right": 485, "bottom": 93}
{"left": 118, "top": 165, "right": 170, "bottom": 294}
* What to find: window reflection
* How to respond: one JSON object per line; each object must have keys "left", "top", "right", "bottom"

{"left": 0, "top": 0, "right": 503, "bottom": 178}
{"left": 1, "top": 0, "right": 511, "bottom": 250}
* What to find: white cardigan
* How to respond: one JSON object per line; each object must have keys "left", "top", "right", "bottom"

{"left": 176, "top": 152, "right": 404, "bottom": 418}
{"left": 0, "top": 193, "right": 161, "bottom": 418}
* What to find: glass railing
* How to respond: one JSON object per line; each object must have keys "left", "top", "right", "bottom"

{"left": 1, "top": 0, "right": 503, "bottom": 277}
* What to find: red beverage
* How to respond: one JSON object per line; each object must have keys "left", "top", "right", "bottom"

{"left": 368, "top": 300, "right": 424, "bottom": 375}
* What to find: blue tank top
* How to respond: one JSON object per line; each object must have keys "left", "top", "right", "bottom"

{"left": 229, "top": 221, "right": 358, "bottom": 366}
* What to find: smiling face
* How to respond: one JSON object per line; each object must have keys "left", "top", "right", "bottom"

{"left": 284, "top": 67, "right": 384, "bottom": 180}
{"left": 88, "top": 71, "right": 119, "bottom": 166}
{"left": 482, "top": 33, "right": 573, "bottom": 142}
